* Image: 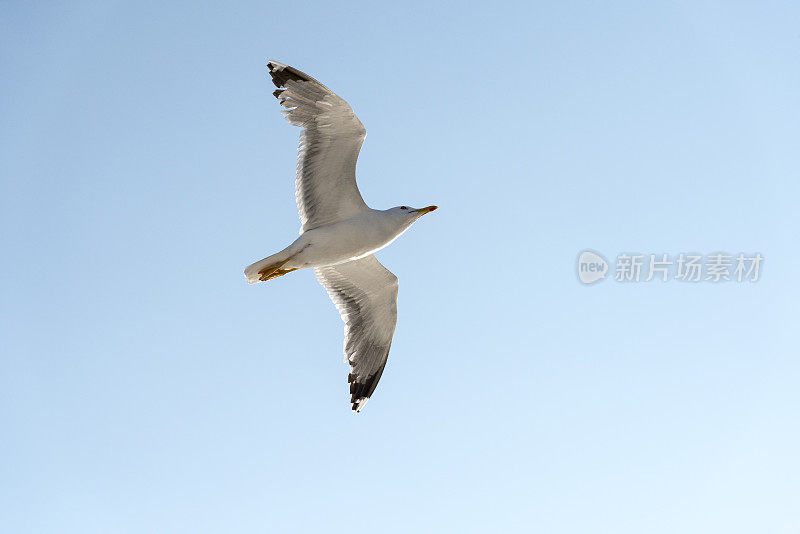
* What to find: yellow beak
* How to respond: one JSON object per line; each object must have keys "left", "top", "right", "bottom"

{"left": 414, "top": 205, "right": 439, "bottom": 216}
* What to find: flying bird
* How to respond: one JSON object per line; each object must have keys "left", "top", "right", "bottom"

{"left": 245, "top": 61, "right": 438, "bottom": 412}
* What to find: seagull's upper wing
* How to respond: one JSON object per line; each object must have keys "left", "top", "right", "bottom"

{"left": 315, "top": 255, "right": 398, "bottom": 412}
{"left": 268, "top": 61, "right": 369, "bottom": 232}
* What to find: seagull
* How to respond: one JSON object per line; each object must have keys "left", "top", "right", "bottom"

{"left": 244, "top": 61, "right": 438, "bottom": 412}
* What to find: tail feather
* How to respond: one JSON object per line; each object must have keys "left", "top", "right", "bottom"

{"left": 244, "top": 250, "right": 296, "bottom": 284}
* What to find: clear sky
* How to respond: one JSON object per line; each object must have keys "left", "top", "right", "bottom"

{"left": 2, "top": 2, "right": 799, "bottom": 533}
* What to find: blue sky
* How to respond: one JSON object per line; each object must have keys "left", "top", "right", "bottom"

{"left": 1, "top": 1, "right": 799, "bottom": 532}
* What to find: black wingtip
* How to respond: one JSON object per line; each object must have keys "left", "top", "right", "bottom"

{"left": 348, "top": 367, "right": 386, "bottom": 412}
{"left": 267, "top": 60, "right": 313, "bottom": 89}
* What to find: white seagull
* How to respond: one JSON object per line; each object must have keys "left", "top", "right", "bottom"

{"left": 244, "top": 61, "right": 438, "bottom": 412}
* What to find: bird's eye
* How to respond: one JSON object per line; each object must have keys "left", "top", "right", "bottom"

{"left": 400, "top": 206, "right": 408, "bottom": 210}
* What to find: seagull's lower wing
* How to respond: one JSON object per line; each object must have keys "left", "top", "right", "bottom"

{"left": 315, "top": 255, "right": 398, "bottom": 412}
{"left": 267, "top": 60, "right": 369, "bottom": 232}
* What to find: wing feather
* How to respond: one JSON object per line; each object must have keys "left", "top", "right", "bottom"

{"left": 267, "top": 61, "right": 369, "bottom": 232}
{"left": 315, "top": 255, "right": 398, "bottom": 412}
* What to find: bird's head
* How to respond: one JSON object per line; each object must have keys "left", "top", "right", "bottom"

{"left": 381, "top": 205, "right": 438, "bottom": 237}
{"left": 391, "top": 205, "right": 439, "bottom": 222}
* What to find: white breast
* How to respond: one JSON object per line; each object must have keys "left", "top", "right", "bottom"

{"left": 286, "top": 210, "right": 409, "bottom": 269}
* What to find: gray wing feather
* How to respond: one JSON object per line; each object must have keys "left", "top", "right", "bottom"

{"left": 267, "top": 61, "right": 369, "bottom": 232}
{"left": 315, "top": 255, "right": 398, "bottom": 412}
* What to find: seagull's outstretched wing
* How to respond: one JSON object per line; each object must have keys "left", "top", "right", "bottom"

{"left": 267, "top": 60, "right": 369, "bottom": 232}
{"left": 315, "top": 255, "right": 398, "bottom": 412}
